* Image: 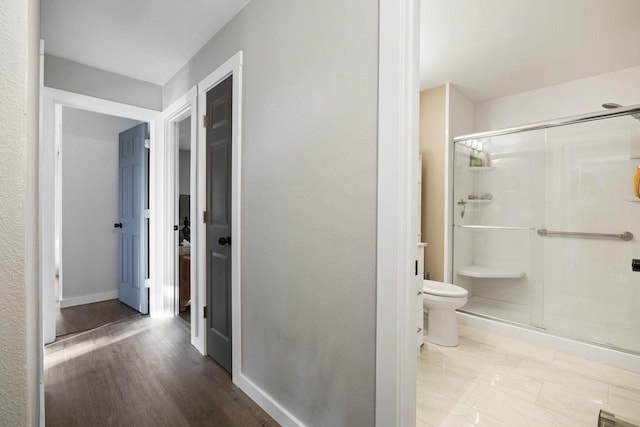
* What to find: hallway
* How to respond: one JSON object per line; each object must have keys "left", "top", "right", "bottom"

{"left": 45, "top": 316, "right": 278, "bottom": 426}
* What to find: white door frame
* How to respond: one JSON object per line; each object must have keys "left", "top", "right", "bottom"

{"left": 40, "top": 88, "right": 163, "bottom": 344}
{"left": 162, "top": 87, "right": 202, "bottom": 353}
{"left": 376, "top": 0, "right": 420, "bottom": 426}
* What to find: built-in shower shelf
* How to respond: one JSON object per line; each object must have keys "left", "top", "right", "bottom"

{"left": 467, "top": 199, "right": 494, "bottom": 205}
{"left": 469, "top": 166, "right": 495, "bottom": 171}
{"left": 625, "top": 198, "right": 640, "bottom": 203}
{"left": 457, "top": 265, "right": 524, "bottom": 279}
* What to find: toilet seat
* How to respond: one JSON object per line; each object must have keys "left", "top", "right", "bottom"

{"left": 423, "top": 280, "right": 468, "bottom": 298}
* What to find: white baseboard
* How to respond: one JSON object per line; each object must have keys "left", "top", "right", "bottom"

{"left": 59, "top": 290, "right": 119, "bottom": 308}
{"left": 234, "top": 373, "right": 306, "bottom": 427}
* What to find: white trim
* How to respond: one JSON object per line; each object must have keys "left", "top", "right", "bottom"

{"left": 43, "top": 88, "right": 159, "bottom": 121}
{"left": 41, "top": 96, "right": 57, "bottom": 345}
{"left": 196, "top": 51, "right": 243, "bottom": 382}
{"left": 162, "top": 87, "right": 202, "bottom": 354}
{"left": 38, "top": 39, "right": 46, "bottom": 427}
{"left": 40, "top": 88, "right": 163, "bottom": 344}
{"left": 376, "top": 0, "right": 419, "bottom": 426}
{"left": 59, "top": 291, "right": 119, "bottom": 308}
{"left": 443, "top": 83, "right": 453, "bottom": 283}
{"left": 235, "top": 375, "right": 307, "bottom": 427}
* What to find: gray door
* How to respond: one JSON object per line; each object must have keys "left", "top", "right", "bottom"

{"left": 205, "top": 75, "right": 233, "bottom": 372}
{"left": 117, "top": 123, "right": 149, "bottom": 313}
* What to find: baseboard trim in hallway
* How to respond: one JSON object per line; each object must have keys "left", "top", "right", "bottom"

{"left": 59, "top": 290, "right": 119, "bottom": 308}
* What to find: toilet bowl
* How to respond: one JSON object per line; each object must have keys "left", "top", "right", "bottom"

{"left": 423, "top": 280, "right": 468, "bottom": 347}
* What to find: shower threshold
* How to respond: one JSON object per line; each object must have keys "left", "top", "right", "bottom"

{"left": 456, "top": 310, "right": 640, "bottom": 374}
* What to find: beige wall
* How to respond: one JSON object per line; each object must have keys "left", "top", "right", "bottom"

{"left": 420, "top": 85, "right": 447, "bottom": 281}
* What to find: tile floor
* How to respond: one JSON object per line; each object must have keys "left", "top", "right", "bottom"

{"left": 417, "top": 324, "right": 640, "bottom": 426}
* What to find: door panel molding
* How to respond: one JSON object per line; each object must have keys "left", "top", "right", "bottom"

{"left": 204, "top": 78, "right": 233, "bottom": 365}
{"left": 118, "top": 123, "right": 149, "bottom": 314}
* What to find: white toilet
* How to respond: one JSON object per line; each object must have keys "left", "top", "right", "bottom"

{"left": 423, "top": 280, "right": 468, "bottom": 347}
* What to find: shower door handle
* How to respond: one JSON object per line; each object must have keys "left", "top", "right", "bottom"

{"left": 457, "top": 199, "right": 467, "bottom": 218}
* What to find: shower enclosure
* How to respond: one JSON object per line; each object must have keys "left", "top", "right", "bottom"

{"left": 451, "top": 105, "right": 640, "bottom": 355}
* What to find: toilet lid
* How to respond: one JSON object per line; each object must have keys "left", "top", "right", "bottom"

{"left": 423, "top": 280, "right": 468, "bottom": 298}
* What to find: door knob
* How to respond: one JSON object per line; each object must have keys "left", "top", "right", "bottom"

{"left": 218, "top": 236, "right": 231, "bottom": 246}
{"left": 114, "top": 222, "right": 122, "bottom": 228}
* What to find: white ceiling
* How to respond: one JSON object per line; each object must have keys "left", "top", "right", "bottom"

{"left": 421, "top": 0, "right": 640, "bottom": 102}
{"left": 41, "top": 0, "right": 250, "bottom": 85}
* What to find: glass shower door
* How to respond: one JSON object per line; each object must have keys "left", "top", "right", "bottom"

{"left": 452, "top": 130, "right": 546, "bottom": 329}
{"left": 541, "top": 116, "right": 640, "bottom": 353}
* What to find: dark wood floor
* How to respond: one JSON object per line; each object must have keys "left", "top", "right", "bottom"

{"left": 45, "top": 316, "right": 278, "bottom": 427}
{"left": 179, "top": 307, "right": 191, "bottom": 323}
{"left": 56, "top": 299, "right": 140, "bottom": 338}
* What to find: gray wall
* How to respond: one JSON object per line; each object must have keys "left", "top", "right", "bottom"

{"left": 0, "top": 0, "right": 40, "bottom": 425}
{"left": 44, "top": 55, "right": 163, "bottom": 111}
{"left": 164, "top": 1, "right": 379, "bottom": 425}
{"left": 60, "top": 108, "right": 140, "bottom": 304}
{"left": 178, "top": 150, "right": 190, "bottom": 196}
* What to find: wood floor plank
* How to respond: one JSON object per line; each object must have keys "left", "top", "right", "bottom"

{"left": 45, "top": 316, "right": 278, "bottom": 427}
{"left": 56, "top": 299, "right": 141, "bottom": 337}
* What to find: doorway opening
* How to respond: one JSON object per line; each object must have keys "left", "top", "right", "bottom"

{"left": 41, "top": 89, "right": 160, "bottom": 345}
{"left": 54, "top": 106, "right": 149, "bottom": 339}
{"left": 414, "top": 2, "right": 640, "bottom": 426}
{"left": 175, "top": 115, "right": 193, "bottom": 324}
{"left": 163, "top": 88, "right": 197, "bottom": 350}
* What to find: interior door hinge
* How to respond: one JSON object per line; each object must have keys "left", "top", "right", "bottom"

{"left": 203, "top": 114, "right": 208, "bottom": 128}
{"left": 144, "top": 138, "right": 151, "bottom": 149}
{"left": 203, "top": 306, "right": 207, "bottom": 319}
{"left": 144, "top": 278, "right": 151, "bottom": 288}
{"left": 203, "top": 210, "right": 208, "bottom": 223}
{"left": 144, "top": 209, "right": 150, "bottom": 219}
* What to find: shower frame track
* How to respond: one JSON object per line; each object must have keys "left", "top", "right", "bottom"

{"left": 453, "top": 104, "right": 640, "bottom": 143}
